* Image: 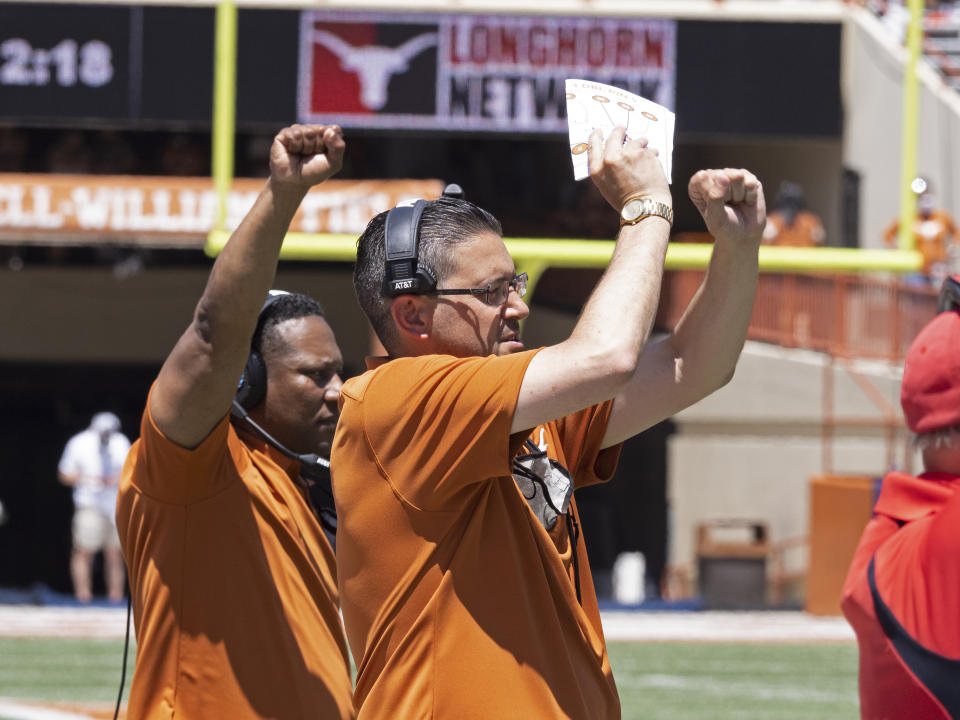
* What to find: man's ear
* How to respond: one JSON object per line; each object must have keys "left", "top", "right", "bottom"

{"left": 390, "top": 295, "right": 433, "bottom": 341}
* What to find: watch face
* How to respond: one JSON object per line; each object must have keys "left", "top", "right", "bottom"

{"left": 622, "top": 198, "right": 646, "bottom": 222}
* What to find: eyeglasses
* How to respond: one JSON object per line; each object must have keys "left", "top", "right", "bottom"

{"left": 429, "top": 272, "right": 528, "bottom": 307}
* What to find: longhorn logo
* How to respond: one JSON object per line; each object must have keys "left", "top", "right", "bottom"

{"left": 312, "top": 30, "right": 439, "bottom": 111}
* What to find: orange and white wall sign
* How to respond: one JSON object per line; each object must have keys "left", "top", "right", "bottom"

{"left": 0, "top": 174, "right": 444, "bottom": 238}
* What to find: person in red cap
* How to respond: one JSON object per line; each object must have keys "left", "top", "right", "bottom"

{"left": 842, "top": 275, "right": 960, "bottom": 720}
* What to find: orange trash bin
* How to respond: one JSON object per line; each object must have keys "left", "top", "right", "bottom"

{"left": 806, "top": 474, "right": 879, "bottom": 615}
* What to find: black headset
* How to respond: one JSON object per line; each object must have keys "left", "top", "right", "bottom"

{"left": 382, "top": 183, "right": 464, "bottom": 297}
{"left": 235, "top": 290, "right": 286, "bottom": 410}
{"left": 230, "top": 290, "right": 337, "bottom": 545}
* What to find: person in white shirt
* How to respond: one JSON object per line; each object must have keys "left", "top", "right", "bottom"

{"left": 58, "top": 412, "right": 130, "bottom": 602}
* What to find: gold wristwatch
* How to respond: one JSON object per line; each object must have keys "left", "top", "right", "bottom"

{"left": 620, "top": 196, "right": 674, "bottom": 227}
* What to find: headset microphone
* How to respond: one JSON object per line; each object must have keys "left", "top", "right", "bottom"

{"left": 230, "top": 400, "right": 329, "bottom": 474}
{"left": 230, "top": 400, "right": 337, "bottom": 545}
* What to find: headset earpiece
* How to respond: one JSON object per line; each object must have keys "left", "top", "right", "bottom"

{"left": 383, "top": 199, "right": 435, "bottom": 297}
{"left": 382, "top": 184, "right": 465, "bottom": 298}
{"left": 236, "top": 350, "right": 267, "bottom": 410}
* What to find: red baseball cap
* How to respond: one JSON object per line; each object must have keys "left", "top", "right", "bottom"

{"left": 901, "top": 310, "right": 960, "bottom": 433}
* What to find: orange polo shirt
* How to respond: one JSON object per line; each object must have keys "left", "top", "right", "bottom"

{"left": 332, "top": 351, "right": 622, "bottom": 719}
{"left": 761, "top": 210, "right": 825, "bottom": 247}
{"left": 116, "top": 387, "right": 354, "bottom": 719}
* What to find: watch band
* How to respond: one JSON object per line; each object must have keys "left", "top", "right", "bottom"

{"left": 620, "top": 197, "right": 674, "bottom": 228}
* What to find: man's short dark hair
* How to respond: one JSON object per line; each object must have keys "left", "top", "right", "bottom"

{"left": 252, "top": 292, "right": 327, "bottom": 359}
{"left": 354, "top": 197, "right": 502, "bottom": 351}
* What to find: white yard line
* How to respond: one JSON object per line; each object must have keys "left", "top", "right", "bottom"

{"left": 0, "top": 604, "right": 855, "bottom": 643}
{"left": 616, "top": 675, "right": 855, "bottom": 704}
{"left": 0, "top": 699, "right": 98, "bottom": 720}
{"left": 602, "top": 610, "right": 855, "bottom": 643}
{"left": 0, "top": 606, "right": 127, "bottom": 639}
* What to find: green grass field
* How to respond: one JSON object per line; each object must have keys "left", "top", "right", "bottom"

{"left": 0, "top": 638, "right": 858, "bottom": 719}
{"left": 609, "top": 642, "right": 858, "bottom": 719}
{"left": 0, "top": 637, "right": 134, "bottom": 708}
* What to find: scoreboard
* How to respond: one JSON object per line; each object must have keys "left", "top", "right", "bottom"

{"left": 0, "top": 4, "right": 134, "bottom": 121}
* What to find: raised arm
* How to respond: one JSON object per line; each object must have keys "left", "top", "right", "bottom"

{"left": 151, "top": 124, "right": 345, "bottom": 448}
{"left": 599, "top": 168, "right": 765, "bottom": 447}
{"left": 512, "top": 127, "right": 672, "bottom": 433}
{"left": 57, "top": 439, "right": 83, "bottom": 486}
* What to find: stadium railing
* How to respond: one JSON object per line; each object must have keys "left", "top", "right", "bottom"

{"left": 662, "top": 269, "right": 938, "bottom": 361}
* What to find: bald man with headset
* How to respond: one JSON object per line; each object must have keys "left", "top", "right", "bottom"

{"left": 116, "top": 125, "right": 354, "bottom": 719}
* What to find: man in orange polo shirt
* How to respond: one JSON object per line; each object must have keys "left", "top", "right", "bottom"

{"left": 884, "top": 178, "right": 959, "bottom": 283}
{"left": 842, "top": 276, "right": 960, "bottom": 719}
{"left": 116, "top": 125, "right": 354, "bottom": 719}
{"left": 333, "top": 129, "right": 766, "bottom": 718}
{"left": 761, "top": 181, "right": 825, "bottom": 248}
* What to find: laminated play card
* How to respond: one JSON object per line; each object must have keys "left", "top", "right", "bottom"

{"left": 565, "top": 79, "right": 675, "bottom": 183}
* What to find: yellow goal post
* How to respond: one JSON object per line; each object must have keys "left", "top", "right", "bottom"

{"left": 206, "top": 0, "right": 926, "bottom": 292}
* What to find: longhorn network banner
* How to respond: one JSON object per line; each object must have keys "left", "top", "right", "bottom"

{"left": 297, "top": 11, "right": 675, "bottom": 132}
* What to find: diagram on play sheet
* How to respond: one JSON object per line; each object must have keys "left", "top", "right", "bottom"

{"left": 565, "top": 79, "right": 675, "bottom": 183}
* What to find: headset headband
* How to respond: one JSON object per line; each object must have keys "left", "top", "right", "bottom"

{"left": 381, "top": 184, "right": 466, "bottom": 297}
{"left": 383, "top": 199, "right": 428, "bottom": 296}
{"left": 260, "top": 289, "right": 290, "bottom": 316}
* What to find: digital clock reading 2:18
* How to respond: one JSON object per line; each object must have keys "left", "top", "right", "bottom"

{"left": 0, "top": 38, "right": 114, "bottom": 87}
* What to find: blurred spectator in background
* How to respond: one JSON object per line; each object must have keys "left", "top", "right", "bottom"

{"left": 0, "top": 127, "right": 28, "bottom": 173}
{"left": 884, "top": 177, "right": 959, "bottom": 284}
{"left": 92, "top": 129, "right": 138, "bottom": 175}
{"left": 159, "top": 133, "right": 208, "bottom": 176}
{"left": 842, "top": 275, "right": 960, "bottom": 720}
{"left": 46, "top": 130, "right": 93, "bottom": 174}
{"left": 762, "top": 181, "right": 825, "bottom": 247}
{"left": 57, "top": 412, "right": 130, "bottom": 602}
